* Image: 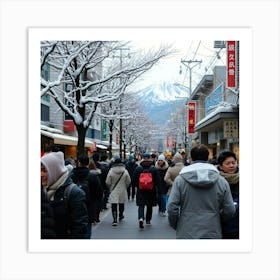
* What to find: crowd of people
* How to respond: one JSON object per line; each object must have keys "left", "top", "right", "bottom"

{"left": 41, "top": 144, "right": 239, "bottom": 239}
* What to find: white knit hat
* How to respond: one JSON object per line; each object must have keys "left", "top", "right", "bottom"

{"left": 41, "top": 151, "right": 67, "bottom": 186}
{"left": 158, "top": 154, "right": 165, "bottom": 161}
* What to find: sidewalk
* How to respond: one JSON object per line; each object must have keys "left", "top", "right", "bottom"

{"left": 91, "top": 200, "right": 176, "bottom": 239}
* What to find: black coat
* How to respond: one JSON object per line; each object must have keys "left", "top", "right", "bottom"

{"left": 132, "top": 160, "right": 160, "bottom": 207}
{"left": 49, "top": 176, "right": 89, "bottom": 239}
{"left": 41, "top": 185, "right": 56, "bottom": 239}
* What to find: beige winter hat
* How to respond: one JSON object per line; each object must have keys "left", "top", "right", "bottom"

{"left": 173, "top": 152, "right": 182, "bottom": 164}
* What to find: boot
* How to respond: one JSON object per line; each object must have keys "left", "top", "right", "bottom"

{"left": 112, "top": 205, "right": 118, "bottom": 226}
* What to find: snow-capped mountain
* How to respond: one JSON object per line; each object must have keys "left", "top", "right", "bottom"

{"left": 135, "top": 82, "right": 189, "bottom": 126}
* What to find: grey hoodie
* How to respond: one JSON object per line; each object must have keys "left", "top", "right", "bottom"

{"left": 167, "top": 162, "right": 236, "bottom": 239}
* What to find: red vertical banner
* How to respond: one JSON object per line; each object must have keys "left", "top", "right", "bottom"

{"left": 116, "top": 132, "right": 119, "bottom": 144}
{"left": 171, "top": 136, "right": 175, "bottom": 148}
{"left": 166, "top": 136, "right": 169, "bottom": 148}
{"left": 188, "top": 101, "right": 196, "bottom": 134}
{"left": 227, "top": 41, "right": 236, "bottom": 88}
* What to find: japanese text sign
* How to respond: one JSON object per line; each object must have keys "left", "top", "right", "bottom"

{"left": 227, "top": 41, "right": 236, "bottom": 88}
{"left": 188, "top": 101, "right": 196, "bottom": 134}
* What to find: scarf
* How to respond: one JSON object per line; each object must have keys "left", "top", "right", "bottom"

{"left": 219, "top": 171, "right": 239, "bottom": 185}
{"left": 46, "top": 171, "right": 68, "bottom": 201}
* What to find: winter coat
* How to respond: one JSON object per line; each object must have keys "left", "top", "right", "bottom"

{"left": 48, "top": 175, "right": 89, "bottom": 239}
{"left": 125, "top": 160, "right": 138, "bottom": 183}
{"left": 71, "top": 167, "right": 103, "bottom": 202}
{"left": 155, "top": 160, "right": 169, "bottom": 194}
{"left": 132, "top": 160, "right": 160, "bottom": 207}
{"left": 164, "top": 162, "right": 184, "bottom": 195}
{"left": 167, "top": 162, "right": 236, "bottom": 239}
{"left": 41, "top": 185, "right": 56, "bottom": 239}
{"left": 106, "top": 163, "right": 131, "bottom": 204}
{"left": 71, "top": 166, "right": 103, "bottom": 224}
{"left": 218, "top": 167, "right": 239, "bottom": 238}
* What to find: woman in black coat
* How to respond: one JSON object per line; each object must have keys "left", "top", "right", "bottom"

{"left": 132, "top": 153, "right": 160, "bottom": 228}
{"left": 217, "top": 151, "right": 239, "bottom": 239}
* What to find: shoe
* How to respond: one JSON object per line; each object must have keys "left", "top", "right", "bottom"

{"left": 112, "top": 221, "right": 118, "bottom": 226}
{"left": 146, "top": 221, "right": 151, "bottom": 225}
{"left": 139, "top": 218, "right": 144, "bottom": 229}
{"left": 119, "top": 215, "right": 124, "bottom": 221}
{"left": 161, "top": 211, "right": 166, "bottom": 217}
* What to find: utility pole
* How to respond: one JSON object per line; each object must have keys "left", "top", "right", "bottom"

{"left": 180, "top": 59, "right": 202, "bottom": 157}
{"left": 180, "top": 59, "right": 202, "bottom": 94}
{"left": 113, "top": 47, "right": 130, "bottom": 159}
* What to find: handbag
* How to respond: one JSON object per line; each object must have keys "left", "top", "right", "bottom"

{"left": 111, "top": 171, "right": 125, "bottom": 192}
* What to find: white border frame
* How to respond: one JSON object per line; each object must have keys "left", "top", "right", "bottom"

{"left": 28, "top": 27, "right": 252, "bottom": 253}
{"left": 1, "top": 1, "right": 279, "bottom": 279}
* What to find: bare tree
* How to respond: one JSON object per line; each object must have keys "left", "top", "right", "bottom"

{"left": 41, "top": 40, "right": 174, "bottom": 157}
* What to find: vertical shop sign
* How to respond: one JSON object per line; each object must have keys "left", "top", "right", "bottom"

{"left": 227, "top": 41, "right": 236, "bottom": 88}
{"left": 188, "top": 101, "right": 196, "bottom": 134}
{"left": 116, "top": 132, "right": 119, "bottom": 144}
{"left": 102, "top": 120, "right": 107, "bottom": 140}
{"left": 166, "top": 135, "right": 169, "bottom": 148}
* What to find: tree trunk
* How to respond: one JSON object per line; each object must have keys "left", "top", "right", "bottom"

{"left": 76, "top": 124, "right": 87, "bottom": 159}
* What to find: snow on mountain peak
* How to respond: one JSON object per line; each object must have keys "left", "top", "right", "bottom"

{"left": 136, "top": 82, "right": 189, "bottom": 103}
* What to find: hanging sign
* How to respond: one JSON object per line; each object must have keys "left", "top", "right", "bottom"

{"left": 227, "top": 41, "right": 237, "bottom": 88}
{"left": 188, "top": 101, "right": 196, "bottom": 134}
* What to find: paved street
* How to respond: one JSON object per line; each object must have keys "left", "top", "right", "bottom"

{"left": 91, "top": 200, "right": 176, "bottom": 239}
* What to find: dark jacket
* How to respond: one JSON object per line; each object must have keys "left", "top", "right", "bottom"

{"left": 49, "top": 176, "right": 88, "bottom": 239}
{"left": 125, "top": 160, "right": 138, "bottom": 183}
{"left": 71, "top": 167, "right": 103, "bottom": 202}
{"left": 218, "top": 166, "right": 239, "bottom": 238}
{"left": 41, "top": 185, "right": 56, "bottom": 239}
{"left": 132, "top": 160, "right": 160, "bottom": 207}
{"left": 155, "top": 160, "right": 169, "bottom": 194}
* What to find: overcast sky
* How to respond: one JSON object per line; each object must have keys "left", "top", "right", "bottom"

{"left": 128, "top": 40, "right": 227, "bottom": 91}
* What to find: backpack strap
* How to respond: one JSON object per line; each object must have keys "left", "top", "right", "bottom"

{"left": 64, "top": 183, "right": 76, "bottom": 209}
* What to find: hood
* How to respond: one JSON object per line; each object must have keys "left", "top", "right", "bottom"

{"left": 179, "top": 162, "right": 220, "bottom": 188}
{"left": 155, "top": 160, "right": 168, "bottom": 170}
{"left": 111, "top": 163, "right": 126, "bottom": 175}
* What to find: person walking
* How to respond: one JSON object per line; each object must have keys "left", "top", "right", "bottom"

{"left": 155, "top": 154, "right": 169, "bottom": 216}
{"left": 71, "top": 154, "right": 103, "bottom": 234}
{"left": 41, "top": 151, "right": 89, "bottom": 239}
{"left": 164, "top": 152, "right": 184, "bottom": 201}
{"left": 106, "top": 156, "right": 131, "bottom": 226}
{"left": 125, "top": 153, "right": 138, "bottom": 201}
{"left": 132, "top": 153, "right": 160, "bottom": 229}
{"left": 217, "top": 151, "right": 239, "bottom": 239}
{"left": 167, "top": 144, "right": 236, "bottom": 239}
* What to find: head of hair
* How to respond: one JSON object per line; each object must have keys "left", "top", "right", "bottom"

{"left": 217, "top": 151, "right": 237, "bottom": 165}
{"left": 190, "top": 144, "right": 209, "bottom": 162}
{"left": 100, "top": 154, "right": 108, "bottom": 161}
{"left": 43, "top": 145, "right": 60, "bottom": 153}
{"left": 78, "top": 154, "right": 89, "bottom": 166}
{"left": 91, "top": 152, "right": 100, "bottom": 162}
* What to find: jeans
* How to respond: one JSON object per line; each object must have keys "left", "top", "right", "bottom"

{"left": 138, "top": 205, "right": 153, "bottom": 222}
{"left": 158, "top": 194, "right": 167, "bottom": 213}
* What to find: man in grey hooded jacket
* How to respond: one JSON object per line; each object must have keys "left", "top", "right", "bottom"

{"left": 167, "top": 144, "right": 236, "bottom": 239}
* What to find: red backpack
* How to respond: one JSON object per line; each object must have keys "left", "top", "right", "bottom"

{"left": 139, "top": 168, "right": 154, "bottom": 191}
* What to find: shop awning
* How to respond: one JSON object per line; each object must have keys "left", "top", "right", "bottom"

{"left": 41, "top": 130, "right": 93, "bottom": 148}
{"left": 96, "top": 144, "right": 107, "bottom": 150}
{"left": 195, "top": 103, "right": 238, "bottom": 131}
